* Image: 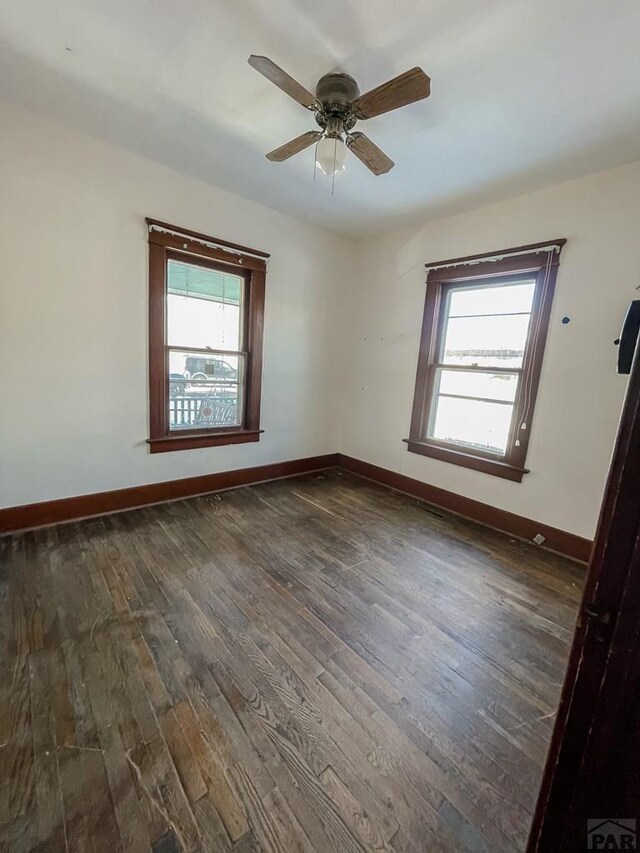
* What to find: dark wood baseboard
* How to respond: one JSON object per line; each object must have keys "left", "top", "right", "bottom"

{"left": 0, "top": 454, "right": 340, "bottom": 534}
{"left": 0, "top": 452, "right": 593, "bottom": 562}
{"left": 337, "top": 454, "right": 593, "bottom": 563}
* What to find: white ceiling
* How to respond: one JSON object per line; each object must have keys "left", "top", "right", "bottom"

{"left": 1, "top": 0, "right": 639, "bottom": 238}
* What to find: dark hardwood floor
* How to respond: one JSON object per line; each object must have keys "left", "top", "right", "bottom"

{"left": 0, "top": 470, "right": 584, "bottom": 852}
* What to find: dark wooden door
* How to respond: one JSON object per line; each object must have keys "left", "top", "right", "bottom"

{"left": 528, "top": 344, "right": 640, "bottom": 851}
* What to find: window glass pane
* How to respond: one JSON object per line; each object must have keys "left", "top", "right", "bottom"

{"left": 437, "top": 369, "right": 518, "bottom": 403}
{"left": 448, "top": 281, "right": 535, "bottom": 317}
{"left": 168, "top": 351, "right": 243, "bottom": 430}
{"left": 167, "top": 259, "right": 243, "bottom": 351}
{"left": 429, "top": 395, "right": 513, "bottom": 455}
{"left": 442, "top": 313, "right": 531, "bottom": 367}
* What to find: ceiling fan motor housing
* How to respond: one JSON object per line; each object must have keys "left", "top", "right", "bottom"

{"left": 316, "top": 73, "right": 360, "bottom": 110}
{"left": 315, "top": 73, "right": 360, "bottom": 135}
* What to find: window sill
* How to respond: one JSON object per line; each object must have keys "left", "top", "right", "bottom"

{"left": 147, "top": 429, "right": 262, "bottom": 454}
{"left": 404, "top": 439, "right": 528, "bottom": 482}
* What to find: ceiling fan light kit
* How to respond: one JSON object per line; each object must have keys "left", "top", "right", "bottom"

{"left": 316, "top": 135, "right": 348, "bottom": 177}
{"left": 248, "top": 56, "right": 431, "bottom": 180}
{"left": 313, "top": 115, "right": 347, "bottom": 179}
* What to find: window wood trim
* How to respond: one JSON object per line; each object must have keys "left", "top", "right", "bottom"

{"left": 407, "top": 241, "right": 566, "bottom": 482}
{"left": 147, "top": 220, "right": 268, "bottom": 454}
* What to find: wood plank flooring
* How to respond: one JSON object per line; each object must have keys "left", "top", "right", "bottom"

{"left": 0, "top": 470, "right": 584, "bottom": 852}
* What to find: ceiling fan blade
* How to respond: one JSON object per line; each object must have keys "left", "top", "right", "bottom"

{"left": 351, "top": 67, "right": 431, "bottom": 120}
{"left": 266, "top": 131, "right": 322, "bottom": 162}
{"left": 248, "top": 55, "right": 317, "bottom": 109}
{"left": 346, "top": 132, "right": 394, "bottom": 175}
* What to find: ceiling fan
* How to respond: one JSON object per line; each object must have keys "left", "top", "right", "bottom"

{"left": 248, "top": 56, "right": 431, "bottom": 177}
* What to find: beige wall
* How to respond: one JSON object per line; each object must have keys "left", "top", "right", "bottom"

{"left": 341, "top": 162, "right": 640, "bottom": 539}
{"left": 0, "top": 102, "right": 354, "bottom": 507}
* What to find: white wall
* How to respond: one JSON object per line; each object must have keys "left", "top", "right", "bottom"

{"left": 2, "top": 99, "right": 638, "bottom": 542}
{"left": 0, "top": 101, "right": 354, "bottom": 508}
{"left": 341, "top": 162, "right": 640, "bottom": 540}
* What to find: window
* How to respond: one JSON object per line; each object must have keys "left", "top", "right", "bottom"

{"left": 147, "top": 219, "right": 267, "bottom": 453}
{"left": 407, "top": 240, "right": 565, "bottom": 481}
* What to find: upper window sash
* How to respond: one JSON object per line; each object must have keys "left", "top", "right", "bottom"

{"left": 436, "top": 275, "right": 537, "bottom": 373}
{"left": 166, "top": 254, "right": 246, "bottom": 354}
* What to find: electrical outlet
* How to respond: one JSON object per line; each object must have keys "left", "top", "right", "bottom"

{"left": 533, "top": 533, "right": 546, "bottom": 546}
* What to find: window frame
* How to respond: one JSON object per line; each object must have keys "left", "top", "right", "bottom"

{"left": 407, "top": 240, "right": 566, "bottom": 482}
{"left": 146, "top": 219, "right": 268, "bottom": 454}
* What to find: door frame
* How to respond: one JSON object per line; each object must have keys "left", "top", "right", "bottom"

{"left": 527, "top": 344, "right": 640, "bottom": 849}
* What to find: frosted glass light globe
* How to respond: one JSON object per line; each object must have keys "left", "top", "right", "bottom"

{"left": 315, "top": 136, "right": 348, "bottom": 176}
